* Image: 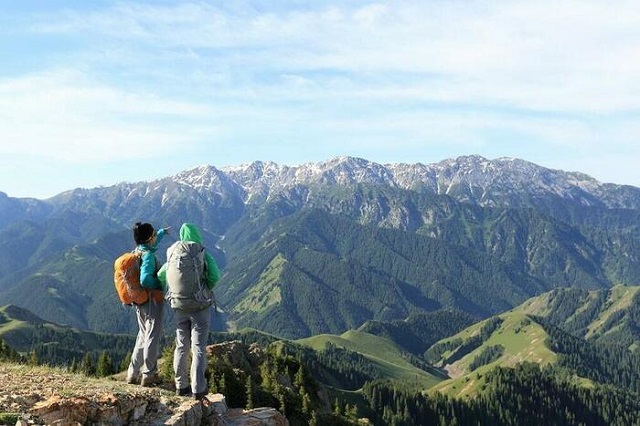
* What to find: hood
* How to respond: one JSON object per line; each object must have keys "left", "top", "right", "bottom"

{"left": 179, "top": 223, "right": 203, "bottom": 244}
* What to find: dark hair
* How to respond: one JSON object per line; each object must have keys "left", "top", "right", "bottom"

{"left": 133, "top": 222, "right": 155, "bottom": 244}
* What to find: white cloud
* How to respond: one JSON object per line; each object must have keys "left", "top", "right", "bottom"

{"left": 0, "top": 69, "right": 219, "bottom": 162}
{"left": 2, "top": 0, "right": 640, "bottom": 194}
{"left": 27, "top": 1, "right": 640, "bottom": 114}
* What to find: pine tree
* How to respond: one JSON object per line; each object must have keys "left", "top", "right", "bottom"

{"left": 278, "top": 392, "right": 287, "bottom": 417}
{"left": 0, "top": 340, "right": 21, "bottom": 363}
{"left": 160, "top": 343, "right": 175, "bottom": 380}
{"left": 80, "top": 352, "right": 94, "bottom": 376}
{"left": 245, "top": 376, "right": 254, "bottom": 410}
{"left": 348, "top": 403, "right": 359, "bottom": 421}
{"left": 294, "top": 365, "right": 304, "bottom": 389}
{"left": 119, "top": 352, "right": 131, "bottom": 373}
{"left": 333, "top": 398, "right": 342, "bottom": 417}
{"left": 219, "top": 373, "right": 227, "bottom": 395}
{"left": 302, "top": 392, "right": 313, "bottom": 416}
{"left": 96, "top": 351, "right": 112, "bottom": 377}
{"left": 0, "top": 339, "right": 7, "bottom": 359}
{"left": 309, "top": 410, "right": 319, "bottom": 426}
{"left": 28, "top": 350, "right": 38, "bottom": 366}
{"left": 259, "top": 362, "right": 272, "bottom": 391}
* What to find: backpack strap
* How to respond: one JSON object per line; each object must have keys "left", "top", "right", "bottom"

{"left": 133, "top": 246, "right": 158, "bottom": 302}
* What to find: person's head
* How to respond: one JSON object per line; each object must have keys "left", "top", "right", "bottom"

{"left": 133, "top": 222, "right": 156, "bottom": 245}
{"left": 179, "top": 222, "right": 203, "bottom": 244}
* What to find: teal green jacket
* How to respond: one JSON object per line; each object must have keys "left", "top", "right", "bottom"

{"left": 158, "top": 223, "right": 220, "bottom": 290}
{"left": 136, "top": 227, "right": 167, "bottom": 290}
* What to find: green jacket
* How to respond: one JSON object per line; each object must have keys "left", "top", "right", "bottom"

{"left": 158, "top": 223, "right": 220, "bottom": 290}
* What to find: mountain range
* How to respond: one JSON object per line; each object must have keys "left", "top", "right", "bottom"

{"left": 1, "top": 155, "right": 640, "bottom": 337}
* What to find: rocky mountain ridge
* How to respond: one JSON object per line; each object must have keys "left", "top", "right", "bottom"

{"left": 3, "top": 155, "right": 640, "bottom": 233}
{"left": 186, "top": 155, "right": 640, "bottom": 209}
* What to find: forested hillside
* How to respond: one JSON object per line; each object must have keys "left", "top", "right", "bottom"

{"left": 219, "top": 209, "right": 544, "bottom": 338}
{"left": 519, "top": 285, "right": 640, "bottom": 348}
{"left": 0, "top": 304, "right": 137, "bottom": 372}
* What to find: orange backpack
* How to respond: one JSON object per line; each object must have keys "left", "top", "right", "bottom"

{"left": 114, "top": 251, "right": 163, "bottom": 305}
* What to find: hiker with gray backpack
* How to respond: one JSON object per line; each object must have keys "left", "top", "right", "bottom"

{"left": 158, "top": 222, "right": 220, "bottom": 402}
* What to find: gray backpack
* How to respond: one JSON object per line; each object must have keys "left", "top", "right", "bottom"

{"left": 165, "top": 240, "right": 213, "bottom": 312}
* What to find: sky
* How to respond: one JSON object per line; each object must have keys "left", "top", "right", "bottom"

{"left": 1, "top": 0, "right": 639, "bottom": 199}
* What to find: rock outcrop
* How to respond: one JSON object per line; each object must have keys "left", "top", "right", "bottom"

{"left": 25, "top": 392, "right": 288, "bottom": 425}
{"left": 0, "top": 362, "right": 288, "bottom": 425}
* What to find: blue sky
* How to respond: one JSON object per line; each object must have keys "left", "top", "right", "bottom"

{"left": 1, "top": 0, "right": 639, "bottom": 199}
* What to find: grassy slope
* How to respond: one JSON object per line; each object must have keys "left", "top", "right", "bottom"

{"left": 430, "top": 287, "right": 640, "bottom": 399}
{"left": 297, "top": 330, "right": 443, "bottom": 389}
{"left": 232, "top": 254, "right": 285, "bottom": 316}
{"left": 518, "top": 285, "right": 640, "bottom": 340}
{"left": 585, "top": 285, "right": 639, "bottom": 338}
{"left": 0, "top": 305, "right": 134, "bottom": 356}
{"left": 429, "top": 312, "right": 557, "bottom": 398}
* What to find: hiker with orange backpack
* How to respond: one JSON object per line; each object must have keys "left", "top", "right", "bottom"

{"left": 124, "top": 222, "right": 171, "bottom": 387}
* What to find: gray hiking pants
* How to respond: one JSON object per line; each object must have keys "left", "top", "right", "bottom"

{"left": 173, "top": 308, "right": 210, "bottom": 394}
{"left": 127, "top": 300, "right": 164, "bottom": 380}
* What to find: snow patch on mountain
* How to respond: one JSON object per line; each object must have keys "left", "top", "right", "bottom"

{"left": 167, "top": 155, "right": 640, "bottom": 209}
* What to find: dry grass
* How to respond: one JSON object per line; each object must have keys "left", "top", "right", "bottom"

{"left": 0, "top": 361, "right": 180, "bottom": 415}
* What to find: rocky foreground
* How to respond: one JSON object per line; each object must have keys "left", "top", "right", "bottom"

{"left": 0, "top": 362, "right": 288, "bottom": 425}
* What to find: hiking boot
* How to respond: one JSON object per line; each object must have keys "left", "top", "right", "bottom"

{"left": 126, "top": 375, "right": 139, "bottom": 385}
{"left": 176, "top": 386, "right": 192, "bottom": 397}
{"left": 141, "top": 374, "right": 162, "bottom": 387}
{"left": 194, "top": 391, "right": 209, "bottom": 402}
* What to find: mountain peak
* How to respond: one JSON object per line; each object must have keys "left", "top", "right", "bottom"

{"left": 171, "top": 164, "right": 237, "bottom": 193}
{"left": 308, "top": 156, "right": 396, "bottom": 187}
{"left": 320, "top": 155, "right": 371, "bottom": 167}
